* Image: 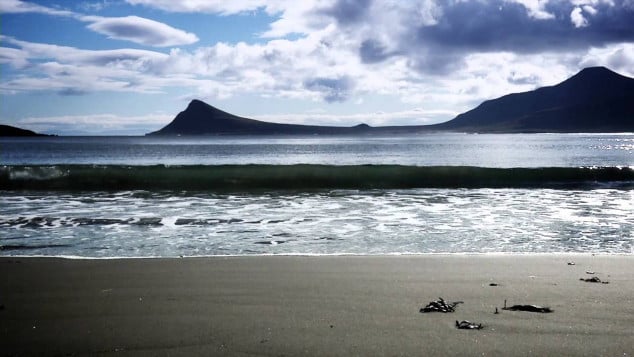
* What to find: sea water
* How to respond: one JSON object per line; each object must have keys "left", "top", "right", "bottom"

{"left": 1, "top": 133, "right": 633, "bottom": 257}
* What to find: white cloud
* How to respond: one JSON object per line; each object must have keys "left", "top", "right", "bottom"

{"left": 579, "top": 44, "right": 634, "bottom": 76}
{"left": 509, "top": 0, "right": 555, "bottom": 19}
{"left": 0, "top": 46, "right": 29, "bottom": 68}
{"left": 570, "top": 0, "right": 615, "bottom": 6}
{"left": 124, "top": 0, "right": 274, "bottom": 15}
{"left": 84, "top": 15, "right": 199, "bottom": 47}
{"left": 0, "top": 0, "right": 74, "bottom": 16}
{"left": 582, "top": 5, "right": 598, "bottom": 15}
{"left": 123, "top": 0, "right": 327, "bottom": 40}
{"left": 3, "top": 36, "right": 168, "bottom": 66}
{"left": 77, "top": 1, "right": 113, "bottom": 12}
{"left": 260, "top": 2, "right": 326, "bottom": 38}
{"left": 570, "top": 6, "right": 589, "bottom": 27}
{"left": 0, "top": 36, "right": 173, "bottom": 93}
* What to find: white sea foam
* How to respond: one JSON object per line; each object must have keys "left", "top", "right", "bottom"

{"left": 2, "top": 188, "right": 633, "bottom": 257}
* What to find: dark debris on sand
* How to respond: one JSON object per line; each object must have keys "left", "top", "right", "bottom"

{"left": 580, "top": 276, "right": 609, "bottom": 284}
{"left": 502, "top": 304, "right": 553, "bottom": 313}
{"left": 420, "top": 297, "right": 463, "bottom": 313}
{"left": 455, "top": 320, "right": 483, "bottom": 330}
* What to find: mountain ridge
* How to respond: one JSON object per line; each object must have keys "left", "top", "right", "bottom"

{"left": 148, "top": 66, "right": 634, "bottom": 135}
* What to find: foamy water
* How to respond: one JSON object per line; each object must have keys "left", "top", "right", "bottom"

{"left": 2, "top": 188, "right": 632, "bottom": 257}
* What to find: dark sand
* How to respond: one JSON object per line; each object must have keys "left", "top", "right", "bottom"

{"left": 1, "top": 255, "right": 633, "bottom": 356}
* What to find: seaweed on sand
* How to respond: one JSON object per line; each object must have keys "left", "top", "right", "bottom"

{"left": 420, "top": 297, "right": 463, "bottom": 313}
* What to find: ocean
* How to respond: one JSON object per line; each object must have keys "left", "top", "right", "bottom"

{"left": 1, "top": 133, "right": 633, "bottom": 257}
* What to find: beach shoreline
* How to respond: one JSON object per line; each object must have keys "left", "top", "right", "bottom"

{"left": 2, "top": 254, "right": 633, "bottom": 356}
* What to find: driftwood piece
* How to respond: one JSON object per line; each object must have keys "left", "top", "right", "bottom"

{"left": 455, "top": 320, "right": 483, "bottom": 329}
{"left": 419, "top": 297, "right": 463, "bottom": 313}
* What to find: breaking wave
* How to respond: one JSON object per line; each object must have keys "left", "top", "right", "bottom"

{"left": 2, "top": 164, "right": 633, "bottom": 191}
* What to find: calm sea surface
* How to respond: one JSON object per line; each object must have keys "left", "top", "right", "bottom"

{"left": 2, "top": 133, "right": 634, "bottom": 166}
{"left": 1, "top": 133, "right": 633, "bottom": 257}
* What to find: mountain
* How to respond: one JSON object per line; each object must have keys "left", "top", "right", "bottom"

{"left": 0, "top": 124, "right": 49, "bottom": 137}
{"left": 146, "top": 99, "right": 375, "bottom": 135}
{"left": 433, "top": 66, "right": 634, "bottom": 132}
{"left": 147, "top": 67, "right": 634, "bottom": 135}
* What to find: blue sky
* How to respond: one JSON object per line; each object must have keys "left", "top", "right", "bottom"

{"left": 1, "top": 0, "right": 633, "bottom": 135}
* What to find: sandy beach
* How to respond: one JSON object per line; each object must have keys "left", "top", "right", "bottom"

{"left": 1, "top": 255, "right": 632, "bottom": 356}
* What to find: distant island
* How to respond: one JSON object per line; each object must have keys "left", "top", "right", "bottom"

{"left": 0, "top": 124, "right": 50, "bottom": 137}
{"left": 148, "top": 66, "right": 633, "bottom": 136}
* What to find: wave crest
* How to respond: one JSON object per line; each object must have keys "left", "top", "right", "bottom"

{"left": 1, "top": 164, "right": 633, "bottom": 191}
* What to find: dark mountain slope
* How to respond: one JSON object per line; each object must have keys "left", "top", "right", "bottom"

{"left": 433, "top": 67, "right": 634, "bottom": 132}
{"left": 0, "top": 124, "right": 48, "bottom": 137}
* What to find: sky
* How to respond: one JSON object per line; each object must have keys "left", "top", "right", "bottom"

{"left": 1, "top": 0, "right": 633, "bottom": 135}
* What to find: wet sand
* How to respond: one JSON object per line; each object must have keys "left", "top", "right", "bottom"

{"left": 1, "top": 255, "right": 633, "bottom": 356}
